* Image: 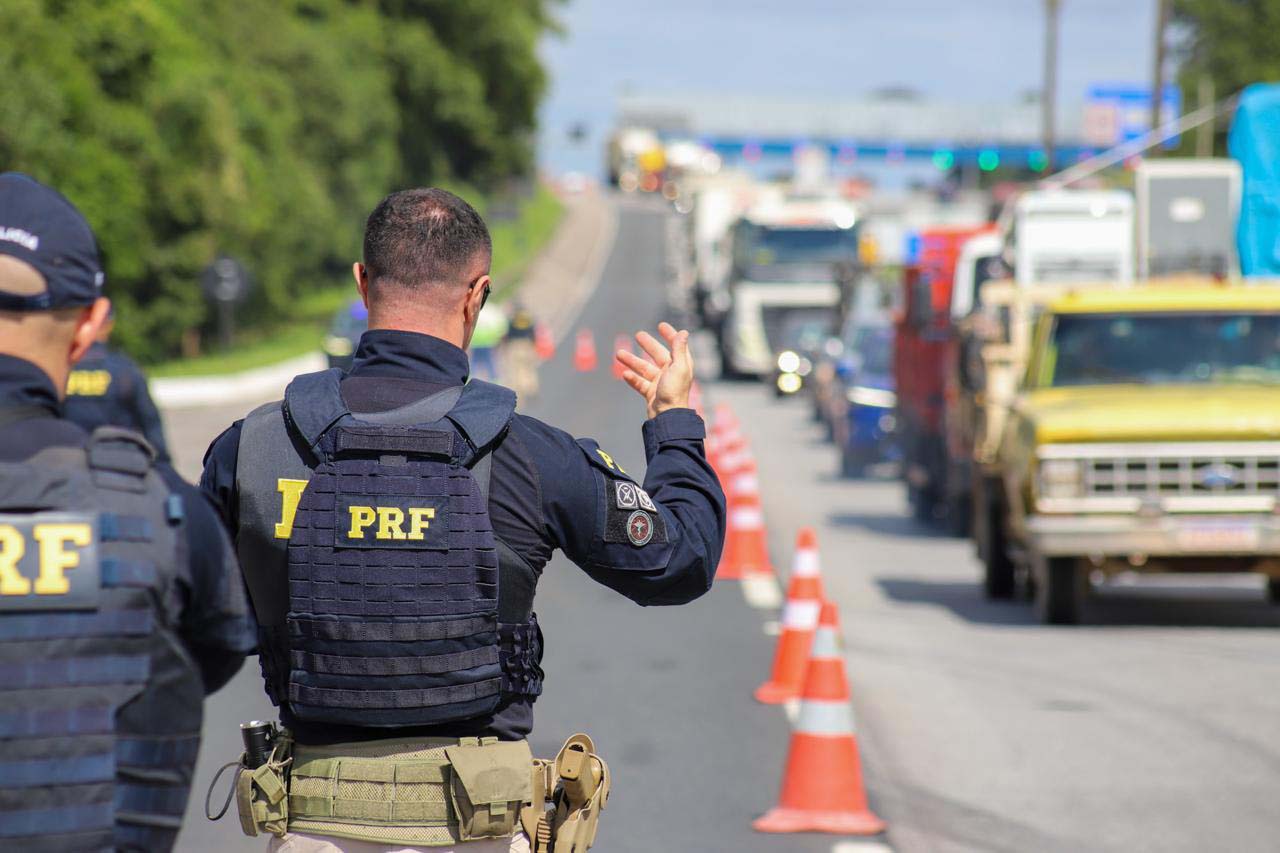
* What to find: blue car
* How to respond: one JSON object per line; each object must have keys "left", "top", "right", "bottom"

{"left": 829, "top": 325, "right": 899, "bottom": 478}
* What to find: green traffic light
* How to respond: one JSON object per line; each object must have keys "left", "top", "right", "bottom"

{"left": 1029, "top": 150, "right": 1049, "bottom": 171}
{"left": 978, "top": 150, "right": 1000, "bottom": 171}
{"left": 932, "top": 150, "right": 955, "bottom": 170}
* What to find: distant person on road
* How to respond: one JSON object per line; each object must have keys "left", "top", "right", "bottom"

{"left": 502, "top": 300, "right": 540, "bottom": 402}
{"left": 63, "top": 305, "right": 171, "bottom": 462}
{"left": 0, "top": 172, "right": 252, "bottom": 851}
{"left": 200, "top": 187, "right": 725, "bottom": 851}
{"left": 468, "top": 299, "right": 508, "bottom": 381}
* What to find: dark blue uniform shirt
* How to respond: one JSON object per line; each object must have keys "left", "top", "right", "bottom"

{"left": 63, "top": 341, "right": 170, "bottom": 462}
{"left": 200, "top": 329, "right": 726, "bottom": 741}
{"left": 0, "top": 354, "right": 253, "bottom": 691}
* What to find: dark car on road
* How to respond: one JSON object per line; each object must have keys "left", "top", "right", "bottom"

{"left": 829, "top": 324, "right": 898, "bottom": 477}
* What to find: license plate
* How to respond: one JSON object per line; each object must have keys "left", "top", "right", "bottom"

{"left": 1174, "top": 522, "right": 1260, "bottom": 552}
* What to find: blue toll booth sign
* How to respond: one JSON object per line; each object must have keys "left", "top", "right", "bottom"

{"left": 1083, "top": 84, "right": 1182, "bottom": 149}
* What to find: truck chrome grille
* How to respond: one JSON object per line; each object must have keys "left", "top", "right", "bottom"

{"left": 1071, "top": 448, "right": 1280, "bottom": 497}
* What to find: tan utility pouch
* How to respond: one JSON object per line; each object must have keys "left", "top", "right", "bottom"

{"left": 444, "top": 740, "right": 534, "bottom": 840}
{"left": 234, "top": 738, "right": 293, "bottom": 838}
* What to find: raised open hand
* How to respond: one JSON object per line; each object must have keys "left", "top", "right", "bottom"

{"left": 615, "top": 322, "right": 694, "bottom": 419}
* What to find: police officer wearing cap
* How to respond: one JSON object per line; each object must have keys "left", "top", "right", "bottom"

{"left": 0, "top": 173, "right": 254, "bottom": 851}
{"left": 200, "top": 188, "right": 725, "bottom": 851}
{"left": 63, "top": 306, "right": 171, "bottom": 463}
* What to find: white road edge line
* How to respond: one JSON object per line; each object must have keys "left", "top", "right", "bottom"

{"left": 831, "top": 842, "right": 894, "bottom": 853}
{"left": 741, "top": 575, "right": 783, "bottom": 609}
{"left": 549, "top": 196, "right": 620, "bottom": 346}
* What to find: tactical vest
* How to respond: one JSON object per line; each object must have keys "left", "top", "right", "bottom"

{"left": 235, "top": 370, "right": 543, "bottom": 730}
{"left": 0, "top": 424, "right": 201, "bottom": 853}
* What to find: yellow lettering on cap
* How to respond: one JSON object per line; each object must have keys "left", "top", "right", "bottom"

{"left": 595, "top": 449, "right": 627, "bottom": 475}
{"left": 376, "top": 507, "right": 406, "bottom": 540}
{"left": 406, "top": 507, "right": 435, "bottom": 540}
{"left": 347, "top": 506, "right": 377, "bottom": 539}
{"left": 32, "top": 523, "right": 91, "bottom": 595}
{"left": 274, "top": 479, "right": 310, "bottom": 539}
{"left": 0, "top": 525, "right": 30, "bottom": 596}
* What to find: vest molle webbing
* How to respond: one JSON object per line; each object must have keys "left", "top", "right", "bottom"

{"left": 237, "top": 371, "right": 541, "bottom": 729}
{"left": 0, "top": 427, "right": 200, "bottom": 852}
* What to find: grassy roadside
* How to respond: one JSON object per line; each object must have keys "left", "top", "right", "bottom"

{"left": 150, "top": 185, "right": 565, "bottom": 378}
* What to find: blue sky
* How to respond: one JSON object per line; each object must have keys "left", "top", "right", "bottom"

{"left": 537, "top": 0, "right": 1159, "bottom": 175}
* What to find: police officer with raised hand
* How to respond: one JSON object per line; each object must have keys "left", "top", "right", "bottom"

{"left": 64, "top": 306, "right": 172, "bottom": 463}
{"left": 200, "top": 188, "right": 725, "bottom": 851}
{"left": 0, "top": 173, "right": 253, "bottom": 850}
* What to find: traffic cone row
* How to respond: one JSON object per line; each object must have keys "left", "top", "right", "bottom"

{"left": 755, "top": 600, "right": 886, "bottom": 836}
{"left": 754, "top": 528, "right": 824, "bottom": 704}
{"left": 716, "top": 402, "right": 886, "bottom": 838}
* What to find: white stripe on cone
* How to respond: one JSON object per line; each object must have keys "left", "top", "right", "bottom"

{"left": 796, "top": 698, "right": 856, "bottom": 736}
{"left": 809, "top": 625, "right": 840, "bottom": 659}
{"left": 781, "top": 599, "right": 821, "bottom": 629}
{"left": 742, "top": 575, "right": 783, "bottom": 609}
{"left": 730, "top": 507, "right": 764, "bottom": 529}
{"left": 793, "top": 549, "right": 820, "bottom": 577}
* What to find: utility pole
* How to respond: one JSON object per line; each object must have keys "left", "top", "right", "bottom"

{"left": 1195, "top": 75, "right": 1215, "bottom": 156}
{"left": 1043, "top": 0, "right": 1061, "bottom": 171}
{"left": 1150, "top": 0, "right": 1169, "bottom": 154}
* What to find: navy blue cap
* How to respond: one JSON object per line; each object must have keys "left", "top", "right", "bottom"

{"left": 0, "top": 172, "right": 104, "bottom": 311}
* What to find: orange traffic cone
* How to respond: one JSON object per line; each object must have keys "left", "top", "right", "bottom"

{"left": 573, "top": 329, "right": 597, "bottom": 372}
{"left": 718, "top": 474, "right": 773, "bottom": 581}
{"left": 612, "top": 334, "right": 631, "bottom": 380}
{"left": 754, "top": 601, "right": 886, "bottom": 836}
{"left": 755, "top": 528, "right": 825, "bottom": 704}
{"left": 534, "top": 323, "right": 555, "bottom": 361}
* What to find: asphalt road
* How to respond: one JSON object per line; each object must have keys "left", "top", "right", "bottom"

{"left": 164, "top": 198, "right": 1280, "bottom": 853}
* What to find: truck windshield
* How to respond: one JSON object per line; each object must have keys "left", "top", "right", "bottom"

{"left": 748, "top": 227, "right": 858, "bottom": 267}
{"left": 1049, "top": 312, "right": 1280, "bottom": 386}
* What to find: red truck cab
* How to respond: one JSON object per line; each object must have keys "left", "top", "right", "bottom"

{"left": 895, "top": 224, "right": 994, "bottom": 525}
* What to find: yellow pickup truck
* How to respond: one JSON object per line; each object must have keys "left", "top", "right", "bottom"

{"left": 991, "top": 283, "right": 1280, "bottom": 623}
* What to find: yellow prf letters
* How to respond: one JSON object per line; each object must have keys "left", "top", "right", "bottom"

{"left": 0, "top": 522, "right": 93, "bottom": 597}
{"left": 595, "top": 448, "right": 627, "bottom": 475}
{"left": 66, "top": 370, "right": 112, "bottom": 397}
{"left": 274, "top": 479, "right": 310, "bottom": 540}
{"left": 347, "top": 505, "right": 436, "bottom": 541}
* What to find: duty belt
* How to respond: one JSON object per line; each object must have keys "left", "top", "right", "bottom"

{"left": 226, "top": 732, "right": 609, "bottom": 850}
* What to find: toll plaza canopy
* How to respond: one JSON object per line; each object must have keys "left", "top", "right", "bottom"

{"left": 618, "top": 90, "right": 1104, "bottom": 170}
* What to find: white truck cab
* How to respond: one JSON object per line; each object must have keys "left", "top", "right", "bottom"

{"left": 1006, "top": 189, "right": 1135, "bottom": 286}
{"left": 720, "top": 197, "right": 859, "bottom": 376}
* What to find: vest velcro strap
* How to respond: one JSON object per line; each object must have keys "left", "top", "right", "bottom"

{"left": 395, "top": 763, "right": 449, "bottom": 784}
{"left": 290, "top": 677, "right": 501, "bottom": 710}
{"left": 0, "top": 705, "right": 114, "bottom": 738}
{"left": 292, "top": 646, "right": 498, "bottom": 677}
{"left": 288, "top": 794, "right": 451, "bottom": 825}
{"left": 0, "top": 608, "right": 152, "bottom": 642}
{"left": 102, "top": 557, "right": 157, "bottom": 587}
{"left": 0, "top": 801, "right": 114, "bottom": 838}
{"left": 391, "top": 800, "right": 451, "bottom": 822}
{"left": 335, "top": 427, "right": 457, "bottom": 459}
{"left": 291, "top": 615, "right": 493, "bottom": 643}
{"left": 0, "top": 751, "right": 115, "bottom": 788}
{"left": 116, "top": 734, "right": 202, "bottom": 769}
{"left": 0, "top": 654, "right": 148, "bottom": 688}
{"left": 99, "top": 513, "right": 152, "bottom": 542}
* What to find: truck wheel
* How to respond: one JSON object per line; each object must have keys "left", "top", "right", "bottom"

{"left": 1266, "top": 577, "right": 1280, "bottom": 604}
{"left": 981, "top": 497, "right": 1015, "bottom": 600}
{"left": 1037, "top": 557, "right": 1086, "bottom": 625}
{"left": 840, "top": 447, "right": 865, "bottom": 479}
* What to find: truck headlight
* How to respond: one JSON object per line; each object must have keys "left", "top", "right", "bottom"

{"left": 1038, "top": 459, "right": 1084, "bottom": 498}
{"left": 847, "top": 386, "right": 896, "bottom": 408}
{"left": 777, "top": 350, "right": 801, "bottom": 374}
